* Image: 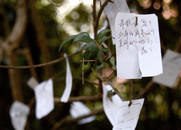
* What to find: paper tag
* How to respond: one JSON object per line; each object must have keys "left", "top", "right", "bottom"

{"left": 101, "top": 0, "right": 130, "bottom": 44}
{"left": 102, "top": 84, "right": 123, "bottom": 126}
{"left": 70, "top": 102, "right": 95, "bottom": 124}
{"left": 115, "top": 13, "right": 163, "bottom": 79}
{"left": 60, "top": 54, "right": 73, "bottom": 103}
{"left": 10, "top": 101, "right": 30, "bottom": 130}
{"left": 34, "top": 79, "right": 54, "bottom": 119}
{"left": 153, "top": 50, "right": 181, "bottom": 87}
{"left": 113, "top": 99, "right": 144, "bottom": 130}
{"left": 103, "top": 84, "right": 144, "bottom": 130}
{"left": 27, "top": 77, "right": 39, "bottom": 89}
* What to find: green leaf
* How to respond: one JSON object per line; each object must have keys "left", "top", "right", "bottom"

{"left": 73, "top": 32, "right": 94, "bottom": 43}
{"left": 59, "top": 32, "right": 94, "bottom": 52}
{"left": 58, "top": 35, "right": 76, "bottom": 52}
{"left": 98, "top": 36, "right": 110, "bottom": 45}
{"left": 97, "top": 29, "right": 111, "bottom": 44}
{"left": 83, "top": 42, "right": 99, "bottom": 60}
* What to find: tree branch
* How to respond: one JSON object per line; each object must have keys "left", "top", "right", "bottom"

{"left": 94, "top": 0, "right": 111, "bottom": 38}
{"left": 51, "top": 109, "right": 104, "bottom": 130}
{"left": 54, "top": 94, "right": 102, "bottom": 104}
{"left": 29, "top": 0, "right": 52, "bottom": 78}
{"left": 136, "top": 81, "right": 154, "bottom": 99}
{"left": 3, "top": 0, "right": 27, "bottom": 102}
{"left": 0, "top": 49, "right": 82, "bottom": 69}
{"left": 5, "top": 0, "right": 27, "bottom": 51}
{"left": 28, "top": 95, "right": 102, "bottom": 109}
{"left": 93, "top": 0, "right": 97, "bottom": 39}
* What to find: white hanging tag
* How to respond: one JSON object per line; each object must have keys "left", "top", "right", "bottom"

{"left": 70, "top": 102, "right": 95, "bottom": 124}
{"left": 60, "top": 54, "right": 73, "bottom": 103}
{"left": 27, "top": 77, "right": 39, "bottom": 89}
{"left": 34, "top": 79, "right": 54, "bottom": 119}
{"left": 10, "top": 101, "right": 30, "bottom": 130}
{"left": 102, "top": 84, "right": 123, "bottom": 126}
{"left": 101, "top": 0, "right": 130, "bottom": 44}
{"left": 103, "top": 84, "right": 144, "bottom": 130}
{"left": 115, "top": 13, "right": 163, "bottom": 79}
{"left": 153, "top": 50, "right": 181, "bottom": 87}
{"left": 112, "top": 99, "right": 144, "bottom": 130}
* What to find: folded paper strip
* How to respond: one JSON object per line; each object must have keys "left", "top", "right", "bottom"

{"left": 103, "top": 84, "right": 144, "bottom": 130}
{"left": 60, "top": 53, "right": 73, "bottom": 103}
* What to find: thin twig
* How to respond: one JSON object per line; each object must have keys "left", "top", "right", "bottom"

{"left": 136, "top": 81, "right": 154, "bottom": 99}
{"left": 54, "top": 95, "right": 102, "bottom": 104}
{"left": 97, "top": 74, "right": 125, "bottom": 100}
{"left": 51, "top": 109, "right": 104, "bottom": 130}
{"left": 53, "top": 76, "right": 99, "bottom": 86}
{"left": 94, "top": 0, "right": 111, "bottom": 38}
{"left": 29, "top": 95, "right": 102, "bottom": 107}
{"left": 23, "top": 48, "right": 39, "bottom": 81}
{"left": 80, "top": 60, "right": 97, "bottom": 62}
{"left": 93, "top": 0, "right": 97, "bottom": 39}
{"left": 128, "top": 80, "right": 133, "bottom": 106}
{"left": 82, "top": 57, "right": 85, "bottom": 85}
{"left": 0, "top": 49, "right": 82, "bottom": 69}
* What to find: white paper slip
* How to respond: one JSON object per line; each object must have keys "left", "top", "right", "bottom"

{"left": 101, "top": 0, "right": 130, "bottom": 44}
{"left": 102, "top": 83, "right": 123, "bottom": 126}
{"left": 153, "top": 50, "right": 181, "bottom": 87}
{"left": 10, "top": 101, "right": 30, "bottom": 130}
{"left": 60, "top": 54, "right": 73, "bottom": 103}
{"left": 70, "top": 102, "right": 95, "bottom": 124}
{"left": 103, "top": 84, "right": 144, "bottom": 130}
{"left": 34, "top": 79, "right": 54, "bottom": 119}
{"left": 113, "top": 99, "right": 144, "bottom": 130}
{"left": 115, "top": 13, "right": 163, "bottom": 79}
{"left": 27, "top": 77, "right": 39, "bottom": 89}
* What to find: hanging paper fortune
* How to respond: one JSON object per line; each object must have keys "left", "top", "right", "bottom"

{"left": 115, "top": 13, "right": 163, "bottom": 79}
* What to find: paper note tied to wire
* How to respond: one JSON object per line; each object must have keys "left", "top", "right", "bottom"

{"left": 101, "top": 0, "right": 130, "bottom": 44}
{"left": 115, "top": 13, "right": 163, "bottom": 79}
{"left": 70, "top": 102, "right": 95, "bottom": 124}
{"left": 113, "top": 99, "right": 144, "bottom": 130}
{"left": 153, "top": 50, "right": 181, "bottom": 87}
{"left": 103, "top": 84, "right": 144, "bottom": 130}
{"left": 10, "top": 101, "right": 30, "bottom": 130}
{"left": 60, "top": 54, "right": 73, "bottom": 103}
{"left": 34, "top": 79, "right": 54, "bottom": 119}
{"left": 102, "top": 84, "right": 123, "bottom": 126}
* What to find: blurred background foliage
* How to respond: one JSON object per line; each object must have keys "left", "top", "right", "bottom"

{"left": 0, "top": 0, "right": 181, "bottom": 130}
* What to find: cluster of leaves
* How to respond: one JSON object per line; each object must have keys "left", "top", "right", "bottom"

{"left": 59, "top": 29, "right": 111, "bottom": 61}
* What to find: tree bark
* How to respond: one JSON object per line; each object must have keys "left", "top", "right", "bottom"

{"left": 3, "top": 0, "right": 27, "bottom": 101}
{"left": 29, "top": 0, "right": 52, "bottom": 79}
